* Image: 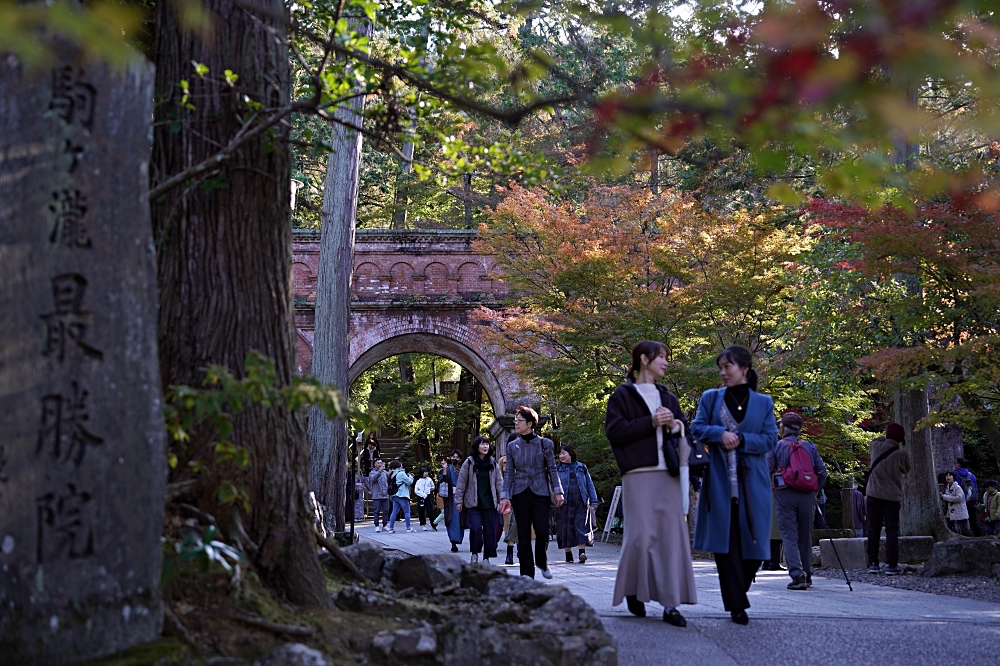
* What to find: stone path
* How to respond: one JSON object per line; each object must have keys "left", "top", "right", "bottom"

{"left": 355, "top": 518, "right": 1000, "bottom": 665}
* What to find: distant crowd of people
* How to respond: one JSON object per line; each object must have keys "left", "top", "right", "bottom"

{"left": 352, "top": 339, "right": 997, "bottom": 628}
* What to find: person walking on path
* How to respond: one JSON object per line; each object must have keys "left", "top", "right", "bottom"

{"left": 432, "top": 458, "right": 450, "bottom": 532}
{"left": 455, "top": 436, "right": 504, "bottom": 564}
{"left": 954, "top": 458, "right": 981, "bottom": 536}
{"left": 846, "top": 480, "right": 866, "bottom": 537}
{"left": 369, "top": 459, "right": 390, "bottom": 532}
{"left": 982, "top": 480, "right": 1000, "bottom": 536}
{"left": 865, "top": 423, "right": 910, "bottom": 575}
{"left": 605, "top": 340, "right": 697, "bottom": 627}
{"left": 941, "top": 471, "right": 973, "bottom": 536}
{"left": 414, "top": 467, "right": 436, "bottom": 531}
{"left": 498, "top": 454, "right": 518, "bottom": 565}
{"left": 387, "top": 461, "right": 415, "bottom": 533}
{"left": 692, "top": 345, "right": 777, "bottom": 626}
{"left": 360, "top": 434, "right": 380, "bottom": 476}
{"left": 555, "top": 444, "right": 599, "bottom": 565}
{"left": 498, "top": 406, "right": 564, "bottom": 580}
{"left": 767, "top": 412, "right": 828, "bottom": 590}
{"left": 442, "top": 451, "right": 466, "bottom": 552}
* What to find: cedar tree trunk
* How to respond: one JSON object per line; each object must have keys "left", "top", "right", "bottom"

{"left": 308, "top": 50, "right": 368, "bottom": 533}
{"left": 152, "top": 0, "right": 330, "bottom": 606}
{"left": 895, "top": 388, "right": 951, "bottom": 540}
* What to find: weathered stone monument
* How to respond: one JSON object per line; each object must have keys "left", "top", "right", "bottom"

{"left": 0, "top": 52, "right": 166, "bottom": 663}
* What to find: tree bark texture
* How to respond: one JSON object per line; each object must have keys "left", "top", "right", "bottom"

{"left": 152, "top": 0, "right": 330, "bottom": 606}
{"left": 895, "top": 388, "right": 951, "bottom": 539}
{"left": 308, "top": 53, "right": 368, "bottom": 534}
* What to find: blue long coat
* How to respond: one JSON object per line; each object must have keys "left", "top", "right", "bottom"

{"left": 692, "top": 387, "right": 777, "bottom": 560}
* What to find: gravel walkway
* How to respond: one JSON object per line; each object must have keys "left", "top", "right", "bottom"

{"left": 815, "top": 567, "right": 1000, "bottom": 604}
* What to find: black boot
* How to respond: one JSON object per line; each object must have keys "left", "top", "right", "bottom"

{"left": 451, "top": 543, "right": 459, "bottom": 553}
{"left": 504, "top": 545, "right": 514, "bottom": 565}
{"left": 625, "top": 595, "right": 646, "bottom": 618}
{"left": 565, "top": 551, "right": 574, "bottom": 563}
{"left": 578, "top": 549, "right": 587, "bottom": 564}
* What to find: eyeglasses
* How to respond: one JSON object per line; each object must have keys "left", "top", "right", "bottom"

{"left": 513, "top": 418, "right": 526, "bottom": 424}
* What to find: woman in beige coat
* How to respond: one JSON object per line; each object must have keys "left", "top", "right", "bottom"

{"left": 455, "top": 436, "right": 504, "bottom": 563}
{"left": 941, "top": 471, "right": 972, "bottom": 536}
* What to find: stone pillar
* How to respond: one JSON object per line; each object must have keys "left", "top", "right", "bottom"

{"left": 488, "top": 415, "right": 515, "bottom": 459}
{"left": 0, "top": 55, "right": 166, "bottom": 663}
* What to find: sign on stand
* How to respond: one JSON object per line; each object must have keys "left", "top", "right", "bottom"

{"left": 601, "top": 485, "right": 623, "bottom": 543}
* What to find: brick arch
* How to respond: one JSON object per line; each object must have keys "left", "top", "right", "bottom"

{"left": 353, "top": 262, "right": 383, "bottom": 299}
{"left": 292, "top": 261, "right": 316, "bottom": 301}
{"left": 389, "top": 262, "right": 414, "bottom": 296}
{"left": 457, "top": 261, "right": 483, "bottom": 296}
{"left": 424, "top": 262, "right": 449, "bottom": 295}
{"left": 348, "top": 313, "right": 522, "bottom": 416}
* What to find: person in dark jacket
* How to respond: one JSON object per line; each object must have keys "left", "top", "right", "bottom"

{"left": 692, "top": 345, "right": 777, "bottom": 626}
{"left": 606, "top": 340, "right": 697, "bottom": 627}
{"left": 954, "top": 458, "right": 981, "bottom": 536}
{"left": 767, "top": 412, "right": 828, "bottom": 590}
{"left": 498, "top": 406, "right": 564, "bottom": 579}
{"left": 850, "top": 481, "right": 867, "bottom": 537}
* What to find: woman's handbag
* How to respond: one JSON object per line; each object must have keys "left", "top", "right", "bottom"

{"left": 684, "top": 422, "right": 710, "bottom": 478}
{"left": 542, "top": 437, "right": 560, "bottom": 506}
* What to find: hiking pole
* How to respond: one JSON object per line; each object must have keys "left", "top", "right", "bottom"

{"left": 816, "top": 504, "right": 853, "bottom": 591}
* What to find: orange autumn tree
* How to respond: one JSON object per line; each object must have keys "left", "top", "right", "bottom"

{"left": 476, "top": 184, "right": 806, "bottom": 494}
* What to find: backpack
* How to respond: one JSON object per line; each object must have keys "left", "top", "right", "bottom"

{"left": 961, "top": 478, "right": 980, "bottom": 503}
{"left": 779, "top": 439, "right": 819, "bottom": 493}
{"left": 387, "top": 470, "right": 399, "bottom": 496}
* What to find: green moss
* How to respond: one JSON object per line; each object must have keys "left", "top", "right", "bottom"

{"left": 82, "top": 638, "right": 196, "bottom": 666}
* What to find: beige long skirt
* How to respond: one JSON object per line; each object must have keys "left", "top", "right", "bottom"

{"left": 612, "top": 469, "right": 697, "bottom": 609}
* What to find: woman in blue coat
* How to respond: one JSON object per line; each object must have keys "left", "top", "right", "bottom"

{"left": 692, "top": 345, "right": 777, "bottom": 626}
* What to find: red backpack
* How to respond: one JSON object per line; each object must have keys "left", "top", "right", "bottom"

{"left": 780, "top": 439, "right": 819, "bottom": 492}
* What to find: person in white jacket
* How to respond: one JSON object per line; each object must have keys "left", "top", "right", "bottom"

{"left": 414, "top": 467, "right": 437, "bottom": 531}
{"left": 941, "top": 471, "right": 972, "bottom": 536}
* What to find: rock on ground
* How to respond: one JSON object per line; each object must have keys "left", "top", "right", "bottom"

{"left": 921, "top": 539, "right": 1000, "bottom": 577}
{"left": 254, "top": 642, "right": 333, "bottom": 666}
{"left": 343, "top": 550, "right": 617, "bottom": 666}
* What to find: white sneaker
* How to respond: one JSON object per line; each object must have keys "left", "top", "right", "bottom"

{"left": 541, "top": 569, "right": 553, "bottom": 579}
{"left": 422, "top": 525, "right": 428, "bottom": 531}
{"left": 470, "top": 554, "right": 478, "bottom": 563}
{"left": 374, "top": 526, "right": 382, "bottom": 533}
{"left": 386, "top": 528, "right": 395, "bottom": 534}
{"left": 406, "top": 528, "right": 415, "bottom": 533}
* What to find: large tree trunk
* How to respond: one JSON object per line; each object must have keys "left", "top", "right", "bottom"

{"left": 960, "top": 392, "right": 1000, "bottom": 469}
{"left": 895, "top": 388, "right": 951, "bottom": 539}
{"left": 308, "top": 41, "right": 368, "bottom": 534}
{"left": 152, "top": 0, "right": 330, "bottom": 606}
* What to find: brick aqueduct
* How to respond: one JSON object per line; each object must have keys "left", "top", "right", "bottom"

{"left": 292, "top": 229, "right": 531, "bottom": 431}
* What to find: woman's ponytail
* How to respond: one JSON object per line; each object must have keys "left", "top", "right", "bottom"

{"left": 746, "top": 367, "right": 759, "bottom": 392}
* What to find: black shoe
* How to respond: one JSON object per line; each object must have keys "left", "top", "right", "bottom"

{"left": 806, "top": 573, "right": 812, "bottom": 587}
{"left": 625, "top": 595, "right": 646, "bottom": 618}
{"left": 566, "top": 551, "right": 574, "bottom": 563}
{"left": 451, "top": 543, "right": 459, "bottom": 553}
{"left": 662, "top": 608, "right": 687, "bottom": 627}
{"left": 730, "top": 610, "right": 749, "bottom": 625}
{"left": 578, "top": 551, "right": 587, "bottom": 564}
{"left": 430, "top": 522, "right": 438, "bottom": 531}
{"left": 787, "top": 575, "right": 808, "bottom": 590}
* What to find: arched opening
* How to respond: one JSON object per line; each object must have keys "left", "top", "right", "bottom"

{"left": 349, "top": 333, "right": 507, "bottom": 417}
{"left": 350, "top": 350, "right": 496, "bottom": 466}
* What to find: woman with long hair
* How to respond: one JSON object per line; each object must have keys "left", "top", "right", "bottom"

{"left": 692, "top": 345, "right": 777, "bottom": 625}
{"left": 455, "top": 436, "right": 504, "bottom": 563}
{"left": 606, "top": 340, "right": 696, "bottom": 627}
{"left": 498, "top": 406, "right": 564, "bottom": 579}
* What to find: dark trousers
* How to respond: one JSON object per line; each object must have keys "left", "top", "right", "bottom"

{"left": 467, "top": 506, "right": 499, "bottom": 558}
{"left": 866, "top": 496, "right": 900, "bottom": 567}
{"left": 713, "top": 499, "right": 760, "bottom": 612}
{"left": 512, "top": 490, "right": 550, "bottom": 578}
{"left": 416, "top": 496, "right": 434, "bottom": 525}
{"left": 967, "top": 503, "right": 982, "bottom": 536}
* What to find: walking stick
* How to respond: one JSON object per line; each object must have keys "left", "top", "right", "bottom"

{"left": 816, "top": 504, "right": 853, "bottom": 591}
